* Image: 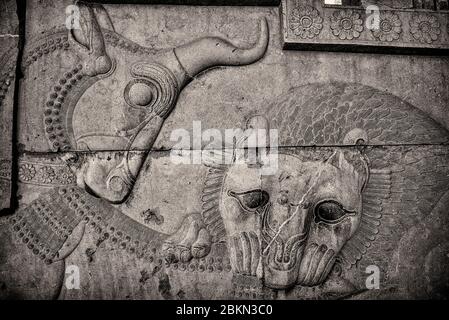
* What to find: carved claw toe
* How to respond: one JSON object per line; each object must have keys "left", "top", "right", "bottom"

{"left": 161, "top": 242, "right": 177, "bottom": 263}
{"left": 161, "top": 214, "right": 212, "bottom": 264}
{"left": 176, "top": 245, "right": 193, "bottom": 263}
{"left": 191, "top": 229, "right": 211, "bottom": 259}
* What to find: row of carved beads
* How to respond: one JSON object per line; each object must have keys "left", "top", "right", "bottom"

{"left": 61, "top": 187, "right": 232, "bottom": 273}
{"left": 58, "top": 187, "right": 166, "bottom": 264}
{"left": 23, "top": 34, "right": 69, "bottom": 68}
{"left": 169, "top": 256, "right": 232, "bottom": 273}
{"left": 58, "top": 186, "right": 232, "bottom": 272}
{"left": 59, "top": 187, "right": 104, "bottom": 233}
{"left": 44, "top": 64, "right": 84, "bottom": 151}
{"left": 23, "top": 30, "right": 154, "bottom": 74}
{"left": 289, "top": 5, "right": 444, "bottom": 44}
{"left": 10, "top": 203, "right": 63, "bottom": 265}
{"left": 232, "top": 285, "right": 276, "bottom": 300}
{"left": 104, "top": 31, "right": 157, "bottom": 55}
{"left": 32, "top": 201, "right": 73, "bottom": 239}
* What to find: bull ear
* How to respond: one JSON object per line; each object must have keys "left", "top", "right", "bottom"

{"left": 92, "top": 3, "right": 115, "bottom": 32}
{"left": 70, "top": 2, "right": 98, "bottom": 51}
{"left": 69, "top": 1, "right": 112, "bottom": 76}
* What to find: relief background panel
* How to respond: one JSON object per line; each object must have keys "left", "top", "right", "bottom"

{"left": 0, "top": 0, "right": 19, "bottom": 212}
{"left": 17, "top": 1, "right": 449, "bottom": 152}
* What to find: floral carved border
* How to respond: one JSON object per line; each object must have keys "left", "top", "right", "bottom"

{"left": 281, "top": 0, "right": 449, "bottom": 54}
{"left": 16, "top": 157, "right": 76, "bottom": 187}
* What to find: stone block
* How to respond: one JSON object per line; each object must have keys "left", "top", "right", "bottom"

{"left": 0, "top": 0, "right": 19, "bottom": 212}
{"left": 0, "top": 0, "right": 448, "bottom": 300}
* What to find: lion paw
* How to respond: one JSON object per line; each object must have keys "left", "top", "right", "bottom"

{"left": 162, "top": 214, "right": 211, "bottom": 263}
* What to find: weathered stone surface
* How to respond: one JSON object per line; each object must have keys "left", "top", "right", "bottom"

{"left": 282, "top": 0, "right": 449, "bottom": 54}
{"left": 362, "top": 0, "right": 414, "bottom": 9}
{"left": 89, "top": 0, "right": 280, "bottom": 4}
{"left": 4, "top": 144, "right": 449, "bottom": 299}
{"left": 1, "top": 0, "right": 449, "bottom": 300}
{"left": 0, "top": 0, "right": 19, "bottom": 212}
{"left": 18, "top": 1, "right": 449, "bottom": 149}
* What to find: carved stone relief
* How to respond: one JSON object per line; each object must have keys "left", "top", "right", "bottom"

{"left": 0, "top": 0, "right": 448, "bottom": 300}
{"left": 0, "top": 0, "right": 19, "bottom": 212}
{"left": 195, "top": 83, "right": 449, "bottom": 296}
{"left": 281, "top": 0, "right": 449, "bottom": 53}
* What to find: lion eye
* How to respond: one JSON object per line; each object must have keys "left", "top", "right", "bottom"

{"left": 314, "top": 201, "right": 350, "bottom": 223}
{"left": 229, "top": 189, "right": 269, "bottom": 212}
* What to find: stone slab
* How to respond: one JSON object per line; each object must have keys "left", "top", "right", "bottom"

{"left": 87, "top": 0, "right": 280, "bottom": 5}
{"left": 2, "top": 144, "right": 448, "bottom": 299}
{"left": 18, "top": 1, "right": 449, "bottom": 153}
{"left": 1, "top": 0, "right": 449, "bottom": 300}
{"left": 0, "top": 0, "right": 19, "bottom": 212}
{"left": 281, "top": 0, "right": 449, "bottom": 54}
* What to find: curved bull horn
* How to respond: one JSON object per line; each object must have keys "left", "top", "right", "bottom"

{"left": 174, "top": 17, "right": 269, "bottom": 78}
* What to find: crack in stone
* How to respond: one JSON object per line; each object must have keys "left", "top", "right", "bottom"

{"left": 0, "top": 34, "right": 19, "bottom": 38}
{"left": 16, "top": 142, "right": 449, "bottom": 156}
{"left": 261, "top": 151, "right": 331, "bottom": 256}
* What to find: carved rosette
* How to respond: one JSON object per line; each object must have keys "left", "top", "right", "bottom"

{"left": 372, "top": 11, "right": 402, "bottom": 42}
{"left": 282, "top": 0, "right": 449, "bottom": 55}
{"left": 410, "top": 13, "right": 441, "bottom": 44}
{"left": 18, "top": 160, "right": 76, "bottom": 186}
{"left": 330, "top": 9, "right": 364, "bottom": 40}
{"left": 18, "top": 163, "right": 36, "bottom": 182}
{"left": 289, "top": 4, "right": 323, "bottom": 39}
